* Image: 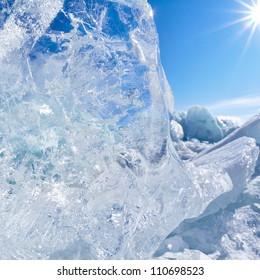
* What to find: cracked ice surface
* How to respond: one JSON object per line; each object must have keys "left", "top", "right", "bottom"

{"left": 0, "top": 0, "right": 256, "bottom": 259}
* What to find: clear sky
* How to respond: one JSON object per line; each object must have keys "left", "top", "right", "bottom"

{"left": 148, "top": 0, "right": 260, "bottom": 118}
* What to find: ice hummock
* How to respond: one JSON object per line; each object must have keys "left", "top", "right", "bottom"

{"left": 185, "top": 106, "right": 223, "bottom": 143}
{"left": 193, "top": 114, "right": 260, "bottom": 177}
{"left": 0, "top": 0, "right": 259, "bottom": 260}
{"left": 171, "top": 107, "right": 245, "bottom": 144}
{"left": 155, "top": 112, "right": 260, "bottom": 259}
{"left": 0, "top": 0, "right": 234, "bottom": 259}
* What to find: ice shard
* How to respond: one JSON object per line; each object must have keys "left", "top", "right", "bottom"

{"left": 194, "top": 114, "right": 260, "bottom": 176}
{"left": 0, "top": 0, "right": 235, "bottom": 259}
{"left": 155, "top": 132, "right": 259, "bottom": 259}
{"left": 159, "top": 176, "right": 260, "bottom": 260}
{"left": 191, "top": 136, "right": 259, "bottom": 214}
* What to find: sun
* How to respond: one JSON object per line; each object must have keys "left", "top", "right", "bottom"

{"left": 236, "top": 0, "right": 260, "bottom": 28}
{"left": 250, "top": 1, "right": 260, "bottom": 24}
{"left": 233, "top": 0, "right": 260, "bottom": 48}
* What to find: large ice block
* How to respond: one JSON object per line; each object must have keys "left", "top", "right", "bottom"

{"left": 185, "top": 106, "right": 223, "bottom": 143}
{"left": 0, "top": 0, "right": 229, "bottom": 259}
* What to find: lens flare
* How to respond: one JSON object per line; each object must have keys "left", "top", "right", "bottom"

{"left": 236, "top": 0, "right": 260, "bottom": 29}
{"left": 251, "top": 2, "right": 260, "bottom": 24}
{"left": 232, "top": 0, "right": 260, "bottom": 50}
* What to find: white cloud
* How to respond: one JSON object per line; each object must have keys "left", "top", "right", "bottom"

{"left": 207, "top": 95, "right": 260, "bottom": 111}
{"left": 205, "top": 94, "right": 260, "bottom": 120}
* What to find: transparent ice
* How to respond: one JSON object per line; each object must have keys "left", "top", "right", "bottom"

{"left": 0, "top": 0, "right": 228, "bottom": 259}
{"left": 0, "top": 0, "right": 259, "bottom": 260}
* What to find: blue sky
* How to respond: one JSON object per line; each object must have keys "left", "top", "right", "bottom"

{"left": 148, "top": 0, "right": 260, "bottom": 118}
